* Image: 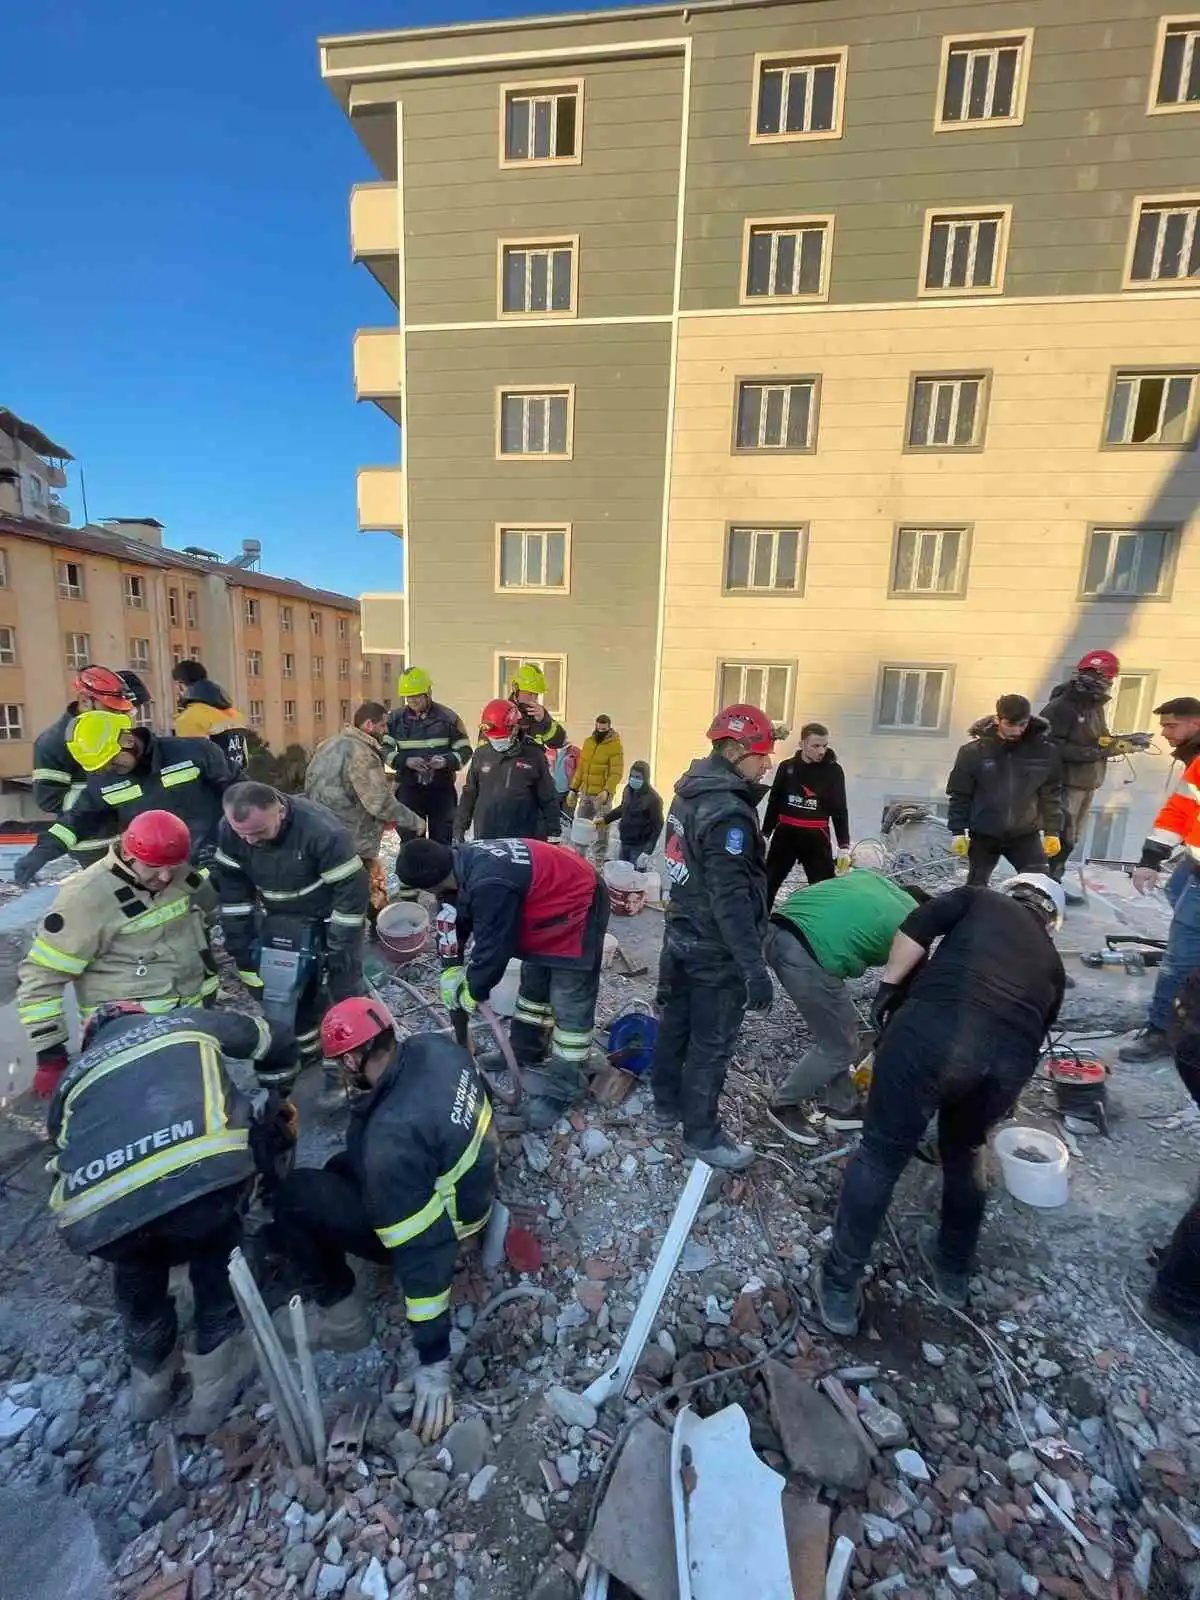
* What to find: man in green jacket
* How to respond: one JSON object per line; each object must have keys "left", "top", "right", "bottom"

{"left": 765, "top": 869, "right": 926, "bottom": 1136}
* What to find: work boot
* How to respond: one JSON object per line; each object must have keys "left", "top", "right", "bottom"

{"left": 918, "top": 1225, "right": 969, "bottom": 1310}
{"left": 1118, "top": 1026, "right": 1171, "bottom": 1064}
{"left": 814, "top": 1265, "right": 862, "bottom": 1337}
{"left": 128, "top": 1347, "right": 182, "bottom": 1423}
{"left": 648, "top": 1101, "right": 681, "bottom": 1133}
{"left": 1143, "top": 1287, "right": 1200, "bottom": 1357}
{"left": 682, "top": 1129, "right": 755, "bottom": 1171}
{"left": 815, "top": 1073, "right": 866, "bottom": 1131}
{"left": 181, "top": 1334, "right": 255, "bottom": 1435}
{"left": 274, "top": 1291, "right": 371, "bottom": 1354}
{"left": 765, "top": 1103, "right": 821, "bottom": 1147}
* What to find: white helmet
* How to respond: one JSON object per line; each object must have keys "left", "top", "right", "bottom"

{"left": 1000, "top": 872, "right": 1066, "bottom": 930}
{"left": 849, "top": 839, "right": 890, "bottom": 873}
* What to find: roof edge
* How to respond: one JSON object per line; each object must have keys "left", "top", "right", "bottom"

{"left": 319, "top": 0, "right": 700, "bottom": 52}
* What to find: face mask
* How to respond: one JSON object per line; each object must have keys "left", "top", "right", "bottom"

{"left": 488, "top": 735, "right": 515, "bottom": 753}
{"left": 629, "top": 775, "right": 644, "bottom": 790}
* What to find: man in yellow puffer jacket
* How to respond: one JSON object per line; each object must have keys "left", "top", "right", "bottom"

{"left": 568, "top": 715, "right": 624, "bottom": 864}
{"left": 173, "top": 660, "right": 250, "bottom": 775}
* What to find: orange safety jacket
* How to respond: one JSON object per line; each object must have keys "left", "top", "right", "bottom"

{"left": 1141, "top": 747, "right": 1200, "bottom": 869}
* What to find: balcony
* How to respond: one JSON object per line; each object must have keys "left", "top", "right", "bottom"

{"left": 354, "top": 329, "right": 402, "bottom": 422}
{"left": 350, "top": 183, "right": 400, "bottom": 304}
{"left": 357, "top": 467, "right": 404, "bottom": 534}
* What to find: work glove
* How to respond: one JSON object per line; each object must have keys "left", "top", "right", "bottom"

{"left": 564, "top": 791, "right": 579, "bottom": 816}
{"left": 12, "top": 852, "right": 38, "bottom": 890}
{"left": 1042, "top": 835, "right": 1063, "bottom": 858}
{"left": 413, "top": 1359, "right": 455, "bottom": 1444}
{"left": 949, "top": 834, "right": 969, "bottom": 858}
{"left": 405, "top": 756, "right": 430, "bottom": 773}
{"left": 870, "top": 981, "right": 901, "bottom": 1037}
{"left": 439, "top": 965, "right": 477, "bottom": 1013}
{"left": 32, "top": 1047, "right": 70, "bottom": 1100}
{"left": 836, "top": 849, "right": 852, "bottom": 874}
{"left": 745, "top": 970, "right": 774, "bottom": 1013}
{"left": 238, "top": 969, "right": 265, "bottom": 992}
{"left": 1132, "top": 865, "right": 1161, "bottom": 896}
{"left": 1099, "top": 735, "right": 1134, "bottom": 755}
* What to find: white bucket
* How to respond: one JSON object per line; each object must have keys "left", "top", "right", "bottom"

{"left": 570, "top": 816, "right": 599, "bottom": 848}
{"left": 603, "top": 860, "right": 639, "bottom": 891}
{"left": 993, "top": 1125, "right": 1070, "bottom": 1208}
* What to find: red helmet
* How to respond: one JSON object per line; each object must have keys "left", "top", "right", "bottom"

{"left": 123, "top": 809, "right": 191, "bottom": 868}
{"left": 82, "top": 1000, "right": 147, "bottom": 1051}
{"left": 480, "top": 698, "right": 522, "bottom": 737}
{"left": 74, "top": 665, "right": 135, "bottom": 713}
{"left": 706, "top": 703, "right": 776, "bottom": 755}
{"left": 1077, "top": 649, "right": 1119, "bottom": 680}
{"left": 321, "top": 996, "right": 395, "bottom": 1059}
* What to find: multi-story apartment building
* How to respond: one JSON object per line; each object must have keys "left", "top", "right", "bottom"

{"left": 0, "top": 409, "right": 72, "bottom": 527}
{"left": 359, "top": 591, "right": 407, "bottom": 707}
{"left": 324, "top": 0, "right": 1200, "bottom": 855}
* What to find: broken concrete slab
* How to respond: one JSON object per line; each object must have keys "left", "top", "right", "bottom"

{"left": 585, "top": 1416, "right": 678, "bottom": 1600}
{"left": 783, "top": 1497, "right": 830, "bottom": 1600}
{"left": 764, "top": 1361, "right": 870, "bottom": 1491}
{"left": 0, "top": 1485, "right": 110, "bottom": 1600}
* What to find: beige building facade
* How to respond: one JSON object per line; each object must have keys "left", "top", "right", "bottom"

{"left": 325, "top": 0, "right": 1200, "bottom": 855}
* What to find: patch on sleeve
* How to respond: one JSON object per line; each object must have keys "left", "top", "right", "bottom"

{"left": 724, "top": 826, "right": 745, "bottom": 856}
{"left": 42, "top": 913, "right": 65, "bottom": 934}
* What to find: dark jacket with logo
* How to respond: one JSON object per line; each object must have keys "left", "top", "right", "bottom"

{"left": 386, "top": 702, "right": 473, "bottom": 797}
{"left": 603, "top": 761, "right": 665, "bottom": 853}
{"left": 31, "top": 706, "right": 110, "bottom": 864}
{"left": 455, "top": 737, "right": 560, "bottom": 843}
{"left": 763, "top": 749, "right": 851, "bottom": 847}
{"left": 175, "top": 678, "right": 250, "bottom": 775}
{"left": 1038, "top": 679, "right": 1112, "bottom": 794}
{"left": 661, "top": 754, "right": 771, "bottom": 983}
{"left": 47, "top": 1007, "right": 280, "bottom": 1254}
{"left": 344, "top": 1033, "right": 497, "bottom": 1364}
{"left": 946, "top": 716, "right": 1064, "bottom": 842}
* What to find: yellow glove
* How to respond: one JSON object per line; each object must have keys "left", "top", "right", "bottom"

{"left": 949, "top": 835, "right": 969, "bottom": 858}
{"left": 1042, "top": 835, "right": 1062, "bottom": 857}
{"left": 1101, "top": 736, "right": 1132, "bottom": 755}
{"left": 239, "top": 969, "right": 264, "bottom": 991}
{"left": 835, "top": 850, "right": 852, "bottom": 874}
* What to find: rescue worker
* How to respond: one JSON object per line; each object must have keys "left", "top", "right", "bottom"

{"left": 305, "top": 702, "right": 424, "bottom": 918}
{"left": 31, "top": 666, "right": 136, "bottom": 865}
{"left": 455, "top": 700, "right": 560, "bottom": 843}
{"left": 396, "top": 836, "right": 608, "bottom": 1131}
{"left": 651, "top": 704, "right": 777, "bottom": 1171}
{"left": 47, "top": 1000, "right": 298, "bottom": 1431}
{"left": 765, "top": 871, "right": 928, "bottom": 1138}
{"left": 386, "top": 668, "right": 473, "bottom": 846}
{"left": 16, "top": 811, "right": 225, "bottom": 1103}
{"left": 271, "top": 998, "right": 497, "bottom": 1444}
{"left": 212, "top": 781, "right": 369, "bottom": 1073}
{"left": 815, "top": 874, "right": 1066, "bottom": 1336}
{"left": 763, "top": 722, "right": 852, "bottom": 905}
{"left": 509, "top": 663, "right": 567, "bottom": 753}
{"left": 567, "top": 714, "right": 624, "bottom": 864}
{"left": 1120, "top": 696, "right": 1200, "bottom": 1063}
{"left": 15, "top": 711, "right": 232, "bottom": 886}
{"left": 172, "top": 658, "right": 251, "bottom": 776}
{"left": 1143, "top": 965, "right": 1200, "bottom": 1353}
{"left": 1039, "top": 649, "right": 1120, "bottom": 882}
{"left": 946, "top": 694, "right": 1064, "bottom": 887}
{"left": 603, "top": 760, "right": 665, "bottom": 866}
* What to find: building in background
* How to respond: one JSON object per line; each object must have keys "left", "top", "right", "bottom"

{"left": 0, "top": 409, "right": 72, "bottom": 527}
{"left": 359, "top": 591, "right": 406, "bottom": 707}
{"left": 323, "top": 0, "right": 1200, "bottom": 857}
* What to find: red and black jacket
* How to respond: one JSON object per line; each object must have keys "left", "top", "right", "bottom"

{"left": 763, "top": 750, "right": 850, "bottom": 847}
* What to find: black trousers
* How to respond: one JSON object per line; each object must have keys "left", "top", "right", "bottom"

{"left": 766, "top": 827, "right": 836, "bottom": 907}
{"left": 651, "top": 950, "right": 748, "bottom": 1143}
{"left": 398, "top": 783, "right": 457, "bottom": 846}
{"left": 95, "top": 1184, "right": 248, "bottom": 1370}
{"left": 272, "top": 1157, "right": 389, "bottom": 1308}
{"left": 824, "top": 1000, "right": 1039, "bottom": 1292}
{"left": 966, "top": 831, "right": 1046, "bottom": 888}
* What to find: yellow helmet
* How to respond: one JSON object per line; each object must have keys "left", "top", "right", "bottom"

{"left": 512, "top": 663, "right": 546, "bottom": 695}
{"left": 67, "top": 710, "right": 133, "bottom": 773}
{"left": 397, "top": 666, "right": 432, "bottom": 697}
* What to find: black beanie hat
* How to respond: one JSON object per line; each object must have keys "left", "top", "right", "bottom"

{"left": 397, "top": 838, "right": 454, "bottom": 889}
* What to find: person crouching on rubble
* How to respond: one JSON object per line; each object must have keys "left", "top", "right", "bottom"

{"left": 270, "top": 998, "right": 497, "bottom": 1444}
{"left": 815, "top": 874, "right": 1066, "bottom": 1338}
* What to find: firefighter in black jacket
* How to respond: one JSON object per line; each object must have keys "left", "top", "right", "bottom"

{"left": 945, "top": 695, "right": 1065, "bottom": 887}
{"left": 455, "top": 700, "right": 560, "bottom": 843}
{"left": 32, "top": 665, "right": 137, "bottom": 866}
{"left": 652, "top": 704, "right": 777, "bottom": 1171}
{"left": 763, "top": 722, "right": 852, "bottom": 905}
{"left": 211, "top": 783, "right": 370, "bottom": 1071}
{"left": 387, "top": 667, "right": 474, "bottom": 846}
{"left": 272, "top": 998, "right": 497, "bottom": 1444}
{"left": 48, "top": 1000, "right": 298, "bottom": 1432}
{"left": 15, "top": 712, "right": 232, "bottom": 887}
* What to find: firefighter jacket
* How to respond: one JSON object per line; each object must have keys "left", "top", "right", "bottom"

{"left": 31, "top": 707, "right": 110, "bottom": 863}
{"left": 347, "top": 1033, "right": 497, "bottom": 1364}
{"left": 662, "top": 754, "right": 771, "bottom": 984}
{"left": 1038, "top": 679, "right": 1113, "bottom": 794}
{"left": 174, "top": 678, "right": 250, "bottom": 773}
{"left": 513, "top": 700, "right": 566, "bottom": 752}
{"left": 21, "top": 732, "right": 232, "bottom": 879}
{"left": 211, "top": 795, "right": 369, "bottom": 976}
{"left": 305, "top": 725, "right": 423, "bottom": 858}
{"left": 946, "top": 717, "right": 1064, "bottom": 842}
{"left": 17, "top": 848, "right": 217, "bottom": 1053}
{"left": 570, "top": 729, "right": 624, "bottom": 799}
{"left": 452, "top": 838, "right": 608, "bottom": 1002}
{"left": 47, "top": 1007, "right": 281, "bottom": 1255}
{"left": 763, "top": 749, "right": 851, "bottom": 848}
{"left": 386, "top": 702, "right": 473, "bottom": 796}
{"left": 455, "top": 738, "right": 560, "bottom": 843}
{"left": 1140, "top": 734, "right": 1200, "bottom": 870}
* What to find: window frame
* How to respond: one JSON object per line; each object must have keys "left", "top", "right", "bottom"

{"left": 310, "top": 611, "right": 322, "bottom": 636}
{"left": 337, "top": 658, "right": 351, "bottom": 679}
{"left": 0, "top": 626, "right": 16, "bottom": 667}
{"left": 494, "top": 652, "right": 568, "bottom": 721}
{"left": 185, "top": 590, "right": 198, "bottom": 628}
{"left": 128, "top": 638, "right": 151, "bottom": 672}
{"left": 904, "top": 371, "right": 992, "bottom": 452}
{"left": 337, "top": 616, "right": 349, "bottom": 642}
{"left": 244, "top": 596, "right": 260, "bottom": 626}
{"left": 888, "top": 524, "right": 973, "bottom": 600}
{"left": 874, "top": 663, "right": 956, "bottom": 735}
{"left": 1124, "top": 194, "right": 1200, "bottom": 288}
{"left": 495, "top": 524, "right": 572, "bottom": 595}
{"left": 246, "top": 649, "right": 263, "bottom": 678}
{"left": 918, "top": 206, "right": 1012, "bottom": 297}
{"left": 123, "top": 573, "right": 147, "bottom": 610}
{"left": 1101, "top": 365, "right": 1200, "bottom": 450}
{"left": 1079, "top": 523, "right": 1180, "bottom": 601}
{"left": 0, "top": 704, "right": 24, "bottom": 742}
{"left": 339, "top": 699, "right": 351, "bottom": 723}
{"left": 167, "top": 587, "right": 179, "bottom": 625}
{"left": 283, "top": 699, "right": 297, "bottom": 723}
{"left": 249, "top": 699, "right": 265, "bottom": 728}
{"left": 282, "top": 653, "right": 295, "bottom": 678}
{"left": 64, "top": 633, "right": 91, "bottom": 671}
{"left": 1109, "top": 669, "right": 1159, "bottom": 734}
{"left": 1148, "top": 15, "right": 1200, "bottom": 115}
{"left": 312, "top": 656, "right": 325, "bottom": 678}
{"left": 0, "top": 550, "right": 8, "bottom": 589}
{"left": 749, "top": 47, "right": 849, "bottom": 144}
{"left": 713, "top": 660, "right": 797, "bottom": 726}
{"left": 740, "top": 215, "right": 835, "bottom": 305}
{"left": 731, "top": 375, "right": 821, "bottom": 454}
{"left": 313, "top": 699, "right": 325, "bottom": 722}
{"left": 497, "top": 235, "right": 580, "bottom": 320}
{"left": 499, "top": 77, "right": 585, "bottom": 168}
{"left": 934, "top": 29, "right": 1035, "bottom": 131}
{"left": 721, "top": 525, "right": 809, "bottom": 597}
{"left": 280, "top": 604, "right": 293, "bottom": 632}
{"left": 57, "top": 560, "right": 85, "bottom": 601}
{"left": 495, "top": 384, "right": 576, "bottom": 460}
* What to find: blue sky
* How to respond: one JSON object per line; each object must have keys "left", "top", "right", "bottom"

{"left": 1, "top": 0, "right": 602, "bottom": 597}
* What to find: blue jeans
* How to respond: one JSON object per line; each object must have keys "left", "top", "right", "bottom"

{"left": 1149, "top": 862, "right": 1200, "bottom": 1032}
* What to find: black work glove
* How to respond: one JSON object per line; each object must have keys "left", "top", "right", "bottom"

{"left": 13, "top": 851, "right": 38, "bottom": 890}
{"left": 745, "top": 970, "right": 775, "bottom": 1013}
{"left": 870, "top": 981, "right": 901, "bottom": 1037}
{"left": 262, "top": 1018, "right": 299, "bottom": 1077}
{"left": 326, "top": 954, "right": 366, "bottom": 1004}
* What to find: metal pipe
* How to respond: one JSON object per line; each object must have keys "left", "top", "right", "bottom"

{"left": 228, "top": 1249, "right": 310, "bottom": 1466}
{"left": 289, "top": 1295, "right": 327, "bottom": 1470}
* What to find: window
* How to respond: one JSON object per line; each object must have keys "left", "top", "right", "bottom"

{"left": 497, "top": 526, "right": 570, "bottom": 592}
{"left": 752, "top": 50, "right": 847, "bottom": 140}
{"left": 340, "top": 700, "right": 351, "bottom": 723}
{"left": 724, "top": 527, "right": 806, "bottom": 594}
{"left": 734, "top": 379, "right": 818, "bottom": 451}
{"left": 876, "top": 666, "right": 953, "bottom": 732}
{"left": 891, "top": 526, "right": 971, "bottom": 597}
{"left": 123, "top": 574, "right": 146, "bottom": 609}
{"left": 717, "top": 661, "right": 794, "bottom": 724}
{"left": 1127, "top": 199, "right": 1200, "bottom": 285}
{"left": 189, "top": 645, "right": 202, "bottom": 661}
{"left": 314, "top": 700, "right": 325, "bottom": 721}
{"left": 26, "top": 475, "right": 45, "bottom": 508}
{"left": 1105, "top": 369, "right": 1199, "bottom": 448}
{"left": 906, "top": 374, "right": 989, "bottom": 449}
{"left": 283, "top": 700, "right": 296, "bottom": 723}
{"left": 500, "top": 240, "right": 577, "bottom": 316}
{"left": 0, "top": 705, "right": 23, "bottom": 741}
{"left": 57, "top": 561, "right": 85, "bottom": 600}
{"left": 65, "top": 633, "right": 91, "bottom": 671}
{"left": 186, "top": 590, "right": 198, "bottom": 628}
{"left": 281, "top": 605, "right": 293, "bottom": 632}
{"left": 499, "top": 389, "right": 573, "bottom": 458}
{"left": 1082, "top": 526, "right": 1177, "bottom": 599}
{"left": 310, "top": 611, "right": 322, "bottom": 636}
{"left": 133, "top": 703, "right": 153, "bottom": 730}
{"left": 1110, "top": 671, "right": 1157, "bottom": 734}
{"left": 1088, "top": 808, "right": 1128, "bottom": 861}
{"left": 502, "top": 81, "right": 582, "bottom": 163}
{"left": 0, "top": 627, "right": 16, "bottom": 666}
{"left": 937, "top": 33, "right": 1032, "bottom": 127}
{"left": 249, "top": 700, "right": 264, "bottom": 728}
{"left": 362, "top": 658, "right": 372, "bottom": 679}
{"left": 172, "top": 645, "right": 185, "bottom": 665}
{"left": 381, "top": 659, "right": 392, "bottom": 682}
{"left": 921, "top": 209, "right": 1009, "bottom": 294}
{"left": 0, "top": 551, "right": 7, "bottom": 589}
{"left": 312, "top": 656, "right": 324, "bottom": 677}
{"left": 1152, "top": 18, "right": 1200, "bottom": 110}
{"left": 168, "top": 587, "right": 179, "bottom": 625}
{"left": 244, "top": 597, "right": 260, "bottom": 626}
{"left": 128, "top": 639, "right": 151, "bottom": 671}
{"left": 338, "top": 658, "right": 350, "bottom": 679}
{"left": 282, "top": 653, "right": 295, "bottom": 678}
{"left": 247, "top": 650, "right": 263, "bottom": 677}
{"left": 337, "top": 617, "right": 349, "bottom": 643}
{"left": 743, "top": 219, "right": 833, "bottom": 302}
{"left": 496, "top": 654, "right": 566, "bottom": 719}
